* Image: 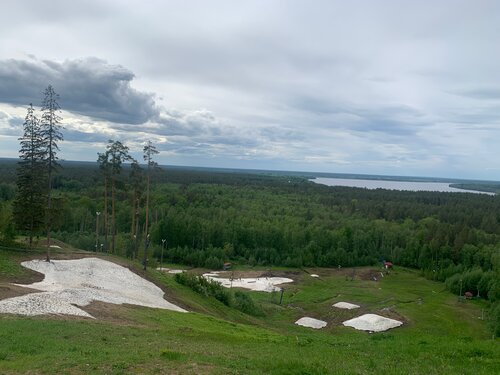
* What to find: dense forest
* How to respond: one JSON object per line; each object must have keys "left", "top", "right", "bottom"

{"left": 0, "top": 159, "right": 498, "bottom": 334}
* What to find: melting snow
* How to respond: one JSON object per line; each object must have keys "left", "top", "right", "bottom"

{"left": 295, "top": 317, "right": 327, "bottom": 329}
{"left": 203, "top": 274, "right": 293, "bottom": 292}
{"left": 0, "top": 258, "right": 187, "bottom": 318}
{"left": 342, "top": 313, "right": 402, "bottom": 332}
{"left": 333, "top": 302, "right": 360, "bottom": 310}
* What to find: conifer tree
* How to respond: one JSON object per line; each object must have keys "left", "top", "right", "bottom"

{"left": 106, "top": 140, "right": 132, "bottom": 253}
{"left": 40, "top": 85, "right": 63, "bottom": 261}
{"left": 13, "top": 104, "right": 46, "bottom": 247}
{"left": 142, "top": 140, "right": 159, "bottom": 270}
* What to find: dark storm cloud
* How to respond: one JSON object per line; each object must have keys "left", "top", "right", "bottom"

{"left": 0, "top": 57, "right": 159, "bottom": 124}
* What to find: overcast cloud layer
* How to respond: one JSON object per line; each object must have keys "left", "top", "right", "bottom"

{"left": 1, "top": 0, "right": 500, "bottom": 179}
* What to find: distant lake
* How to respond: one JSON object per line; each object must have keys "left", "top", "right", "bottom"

{"left": 311, "top": 177, "right": 495, "bottom": 195}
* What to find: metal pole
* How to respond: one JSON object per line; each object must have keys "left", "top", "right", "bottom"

{"left": 95, "top": 211, "right": 100, "bottom": 252}
{"left": 161, "top": 239, "right": 166, "bottom": 269}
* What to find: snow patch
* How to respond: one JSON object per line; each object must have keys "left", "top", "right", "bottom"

{"left": 168, "top": 269, "right": 184, "bottom": 274}
{"left": 333, "top": 302, "right": 360, "bottom": 310}
{"left": 0, "top": 258, "right": 187, "bottom": 318}
{"left": 203, "top": 274, "right": 293, "bottom": 292}
{"left": 295, "top": 317, "right": 327, "bottom": 329}
{"left": 342, "top": 313, "right": 402, "bottom": 332}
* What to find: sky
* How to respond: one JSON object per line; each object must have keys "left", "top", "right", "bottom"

{"left": 1, "top": 0, "right": 500, "bottom": 180}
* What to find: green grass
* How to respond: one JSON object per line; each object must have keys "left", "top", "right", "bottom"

{"left": 0, "top": 252, "right": 498, "bottom": 374}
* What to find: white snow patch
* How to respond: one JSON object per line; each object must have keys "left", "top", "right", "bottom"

{"left": 0, "top": 258, "right": 187, "bottom": 318}
{"left": 342, "top": 314, "right": 402, "bottom": 332}
{"left": 156, "top": 267, "right": 184, "bottom": 274}
{"left": 295, "top": 317, "right": 327, "bottom": 329}
{"left": 333, "top": 302, "right": 360, "bottom": 310}
{"left": 168, "top": 269, "right": 184, "bottom": 274}
{"left": 203, "top": 274, "right": 293, "bottom": 292}
{"left": 310, "top": 274, "right": 319, "bottom": 278}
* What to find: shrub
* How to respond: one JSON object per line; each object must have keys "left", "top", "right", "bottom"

{"left": 174, "top": 273, "right": 231, "bottom": 306}
{"left": 174, "top": 273, "right": 262, "bottom": 315}
{"left": 234, "top": 291, "right": 263, "bottom": 316}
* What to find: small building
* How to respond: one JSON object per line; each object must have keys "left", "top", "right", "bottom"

{"left": 384, "top": 261, "right": 393, "bottom": 269}
{"left": 464, "top": 291, "right": 473, "bottom": 299}
{"left": 223, "top": 262, "right": 232, "bottom": 271}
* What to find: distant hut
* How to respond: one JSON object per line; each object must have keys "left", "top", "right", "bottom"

{"left": 464, "top": 291, "right": 473, "bottom": 299}
{"left": 223, "top": 262, "right": 232, "bottom": 271}
{"left": 384, "top": 261, "right": 393, "bottom": 269}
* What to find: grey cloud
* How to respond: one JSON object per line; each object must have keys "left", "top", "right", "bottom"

{"left": 0, "top": 57, "right": 158, "bottom": 124}
{"left": 453, "top": 87, "right": 500, "bottom": 100}
{"left": 62, "top": 129, "right": 111, "bottom": 143}
{"left": 8, "top": 116, "right": 23, "bottom": 127}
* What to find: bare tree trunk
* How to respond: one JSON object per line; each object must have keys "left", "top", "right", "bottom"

{"left": 142, "top": 173, "right": 150, "bottom": 270}
{"left": 46, "top": 142, "right": 52, "bottom": 262}
{"left": 131, "top": 195, "right": 136, "bottom": 237}
{"left": 134, "top": 199, "right": 139, "bottom": 259}
{"left": 112, "top": 178, "right": 116, "bottom": 253}
{"left": 104, "top": 176, "right": 108, "bottom": 252}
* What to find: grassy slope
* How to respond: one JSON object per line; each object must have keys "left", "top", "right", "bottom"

{"left": 0, "top": 251, "right": 498, "bottom": 374}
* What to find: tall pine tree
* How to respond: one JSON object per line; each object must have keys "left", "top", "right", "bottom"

{"left": 13, "top": 104, "right": 46, "bottom": 247}
{"left": 142, "top": 140, "right": 159, "bottom": 270}
{"left": 106, "top": 140, "right": 132, "bottom": 253}
{"left": 40, "top": 85, "right": 63, "bottom": 261}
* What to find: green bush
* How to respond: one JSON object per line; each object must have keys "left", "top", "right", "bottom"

{"left": 174, "top": 272, "right": 232, "bottom": 306}
{"left": 233, "top": 291, "right": 263, "bottom": 316}
{"left": 174, "top": 273, "right": 261, "bottom": 315}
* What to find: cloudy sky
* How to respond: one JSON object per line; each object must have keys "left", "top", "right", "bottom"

{"left": 1, "top": 0, "right": 500, "bottom": 180}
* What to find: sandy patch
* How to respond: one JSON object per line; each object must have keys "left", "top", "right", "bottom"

{"left": 342, "top": 313, "right": 402, "bottom": 332}
{"left": 295, "top": 317, "right": 327, "bottom": 329}
{"left": 203, "top": 273, "right": 293, "bottom": 292}
{"left": 333, "top": 302, "right": 360, "bottom": 310}
{"left": 0, "top": 258, "right": 187, "bottom": 318}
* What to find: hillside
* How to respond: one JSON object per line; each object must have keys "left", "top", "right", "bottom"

{"left": 0, "top": 247, "right": 498, "bottom": 374}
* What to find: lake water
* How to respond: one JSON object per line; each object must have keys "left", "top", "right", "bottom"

{"left": 311, "top": 177, "right": 495, "bottom": 195}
